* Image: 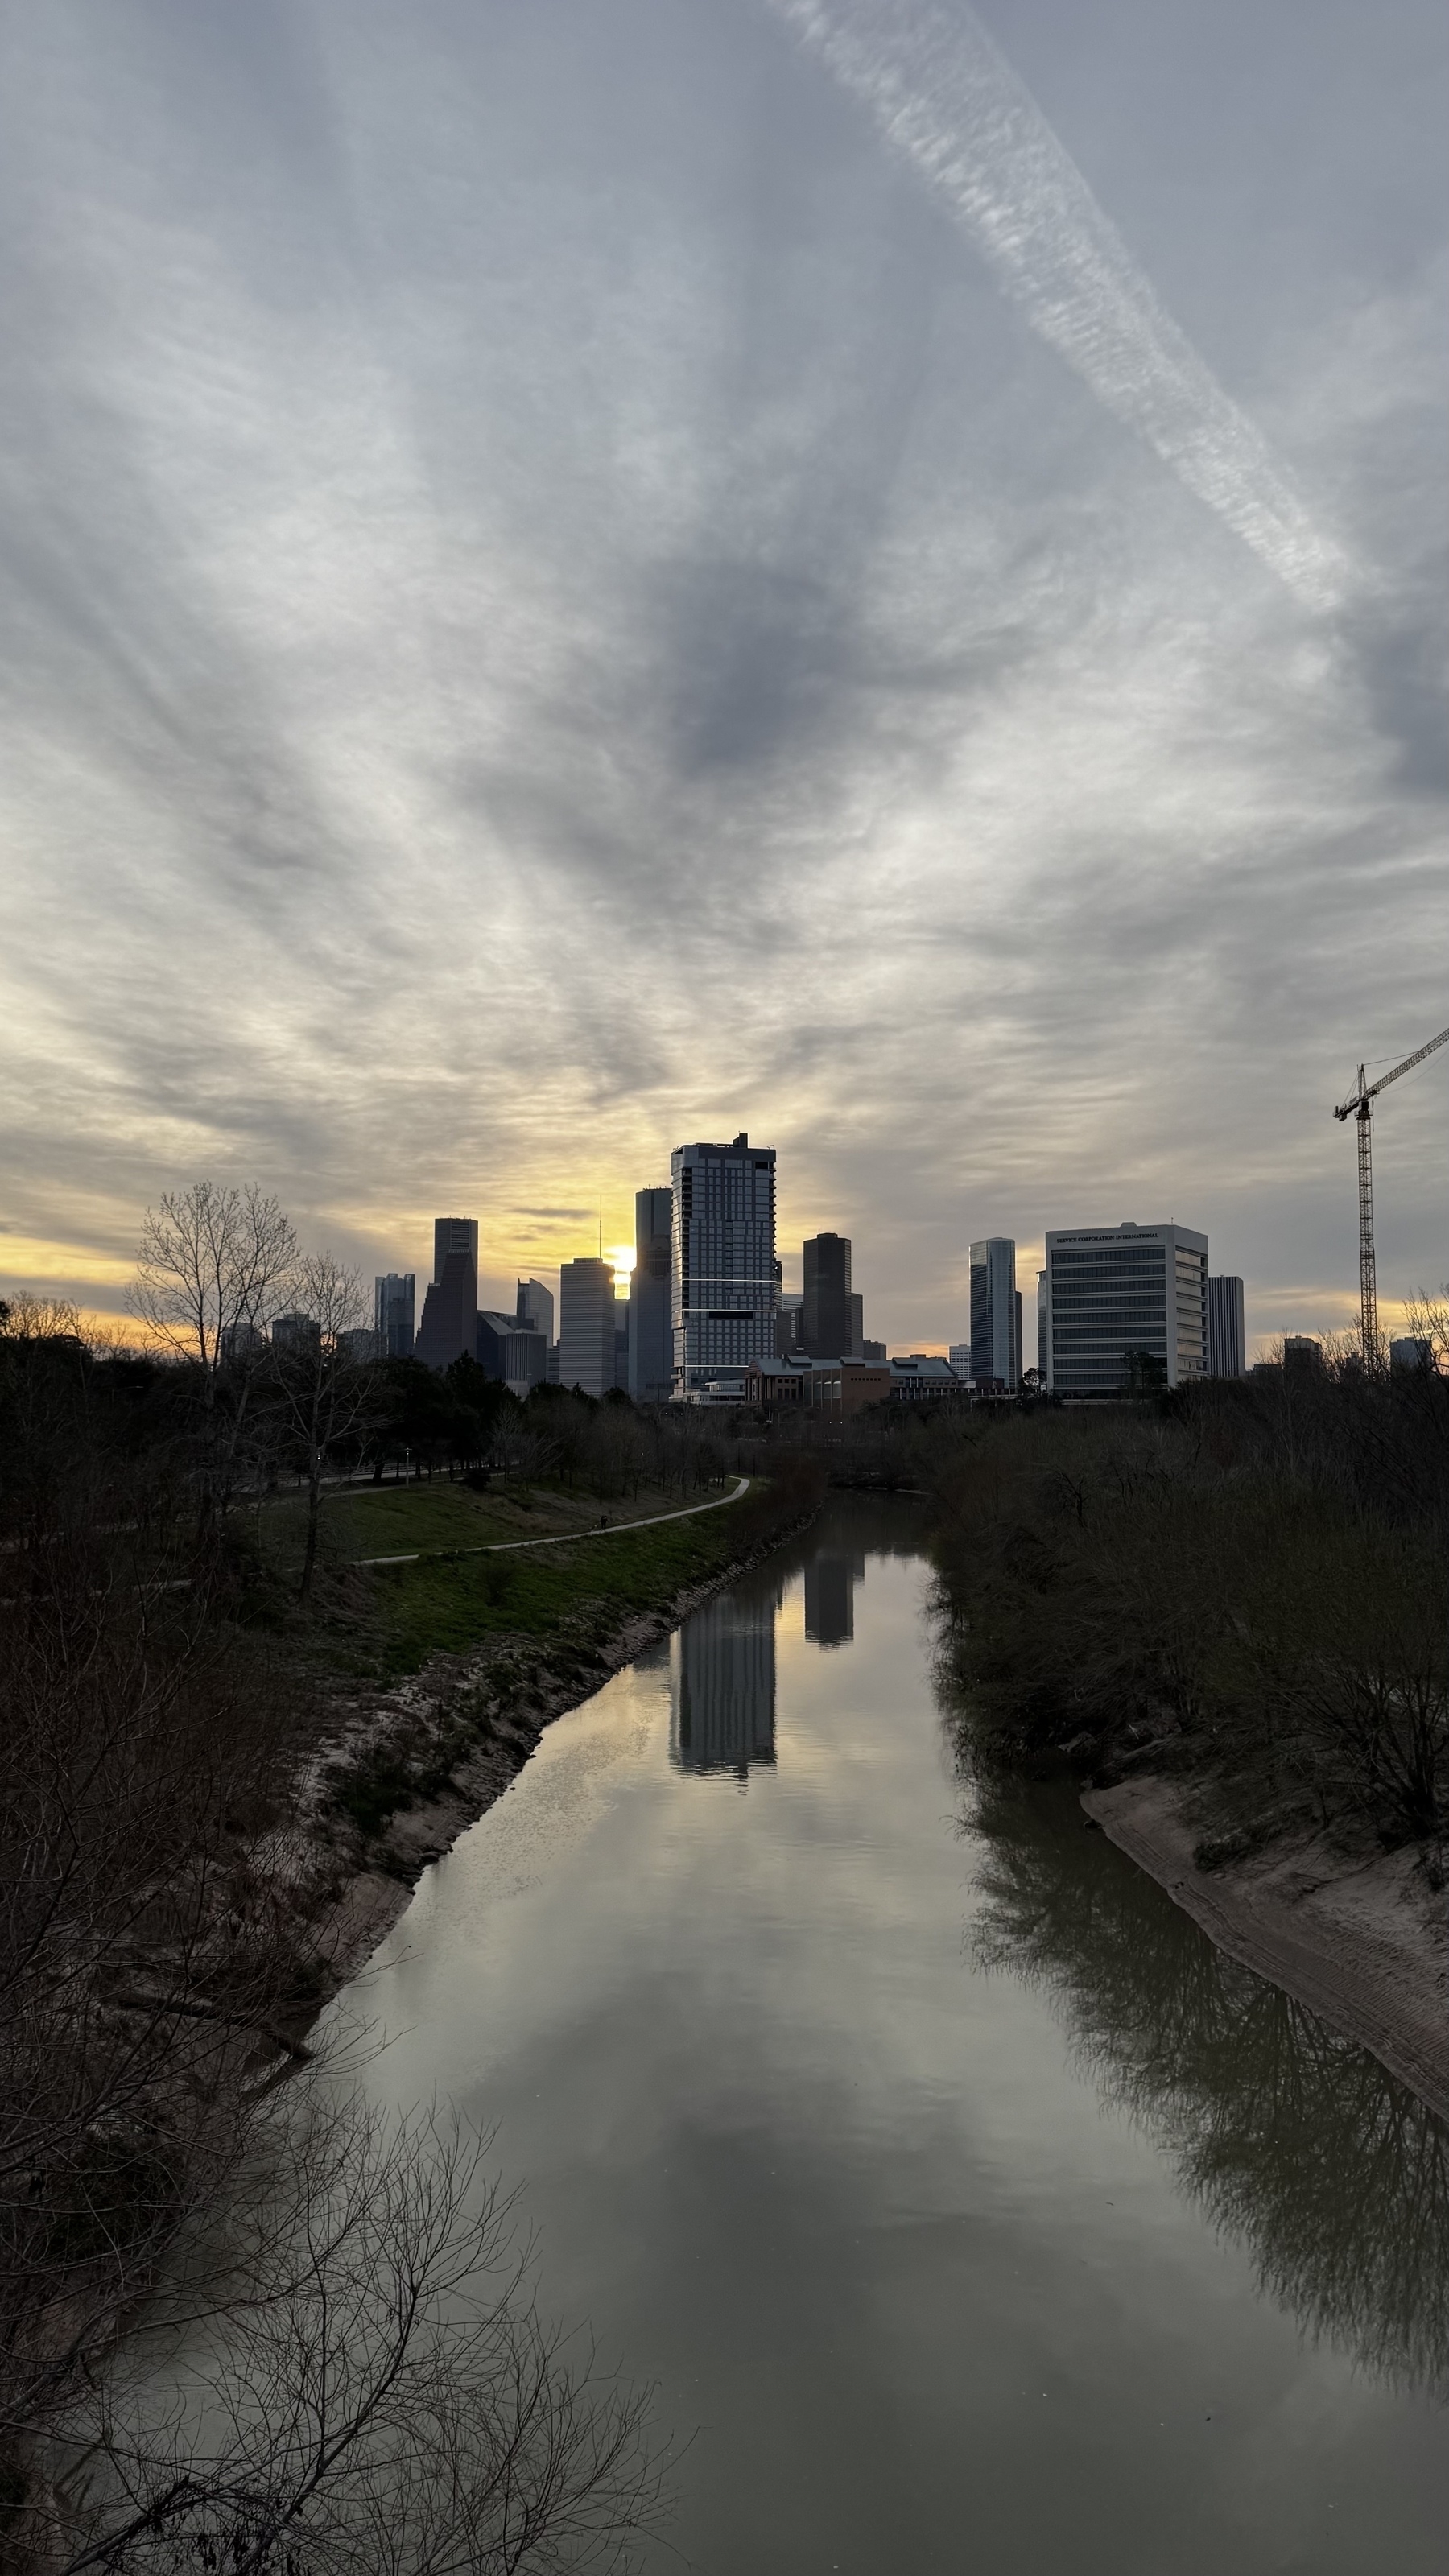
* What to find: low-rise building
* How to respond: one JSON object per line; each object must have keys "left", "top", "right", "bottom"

{"left": 744, "top": 1355, "right": 890, "bottom": 1415}
{"left": 887, "top": 1356, "right": 962, "bottom": 1402}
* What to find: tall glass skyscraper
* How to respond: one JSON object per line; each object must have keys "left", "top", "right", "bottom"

{"left": 374, "top": 1271, "right": 415, "bottom": 1359}
{"left": 968, "top": 1238, "right": 1020, "bottom": 1389}
{"left": 671, "top": 1135, "right": 776, "bottom": 1401}
{"left": 629, "top": 1187, "right": 674, "bottom": 1403}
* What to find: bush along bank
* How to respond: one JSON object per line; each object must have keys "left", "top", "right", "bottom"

{"left": 927, "top": 1373, "right": 1449, "bottom": 2113}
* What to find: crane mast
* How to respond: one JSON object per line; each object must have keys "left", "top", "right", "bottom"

{"left": 1334, "top": 1022, "right": 1449, "bottom": 1368}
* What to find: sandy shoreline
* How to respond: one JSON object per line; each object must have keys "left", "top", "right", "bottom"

{"left": 1081, "top": 1775, "right": 1449, "bottom": 2125}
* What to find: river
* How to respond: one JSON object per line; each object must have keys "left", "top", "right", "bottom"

{"left": 349, "top": 1501, "right": 1449, "bottom": 2572}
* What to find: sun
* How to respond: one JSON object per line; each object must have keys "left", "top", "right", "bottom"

{"left": 606, "top": 1244, "right": 636, "bottom": 1276}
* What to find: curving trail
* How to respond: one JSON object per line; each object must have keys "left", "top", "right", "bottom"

{"left": 358, "top": 1475, "right": 752, "bottom": 1568}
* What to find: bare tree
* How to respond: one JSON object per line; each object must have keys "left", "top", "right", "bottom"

{"left": 47, "top": 2097, "right": 665, "bottom": 2576}
{"left": 126, "top": 1185, "right": 299, "bottom": 1522}
{"left": 264, "top": 1257, "right": 374, "bottom": 1602}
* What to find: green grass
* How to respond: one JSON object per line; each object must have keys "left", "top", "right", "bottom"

{"left": 258, "top": 1476, "right": 692, "bottom": 1569}
{"left": 359, "top": 1490, "right": 756, "bottom": 1677}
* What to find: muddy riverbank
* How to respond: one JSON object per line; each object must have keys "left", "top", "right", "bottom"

{"left": 1082, "top": 1774, "right": 1449, "bottom": 2124}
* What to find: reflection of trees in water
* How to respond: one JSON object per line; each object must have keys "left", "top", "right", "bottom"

{"left": 971, "top": 1774, "right": 1449, "bottom": 2397}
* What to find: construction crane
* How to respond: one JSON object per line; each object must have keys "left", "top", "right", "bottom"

{"left": 1334, "top": 1022, "right": 1449, "bottom": 1364}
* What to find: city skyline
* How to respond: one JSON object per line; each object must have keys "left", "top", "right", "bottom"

{"left": 1, "top": 3, "right": 1443, "bottom": 1361}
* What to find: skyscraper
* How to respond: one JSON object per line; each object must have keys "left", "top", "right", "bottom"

{"left": 1044, "top": 1222, "right": 1208, "bottom": 1395}
{"left": 373, "top": 1272, "right": 415, "bottom": 1360}
{"left": 628, "top": 1187, "right": 673, "bottom": 1403}
{"left": 968, "top": 1239, "right": 1020, "bottom": 1389}
{"left": 671, "top": 1135, "right": 776, "bottom": 1401}
{"left": 516, "top": 1278, "right": 555, "bottom": 1344}
{"left": 558, "top": 1257, "right": 616, "bottom": 1398}
{"left": 1207, "top": 1275, "right": 1246, "bottom": 1377}
{"left": 415, "top": 1219, "right": 478, "bottom": 1370}
{"left": 803, "top": 1232, "right": 852, "bottom": 1358}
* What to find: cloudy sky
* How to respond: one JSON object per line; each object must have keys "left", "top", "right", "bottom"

{"left": 2, "top": 0, "right": 1444, "bottom": 1356}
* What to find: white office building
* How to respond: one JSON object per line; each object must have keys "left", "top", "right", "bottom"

{"left": 1044, "top": 1222, "right": 1208, "bottom": 1396}
{"left": 671, "top": 1134, "right": 777, "bottom": 1401}
{"left": 1207, "top": 1275, "right": 1246, "bottom": 1378}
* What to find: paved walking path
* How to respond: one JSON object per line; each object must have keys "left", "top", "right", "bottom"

{"left": 358, "top": 1475, "right": 751, "bottom": 1567}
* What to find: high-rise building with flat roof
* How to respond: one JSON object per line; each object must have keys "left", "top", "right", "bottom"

{"left": 415, "top": 1219, "right": 478, "bottom": 1371}
{"left": 1207, "top": 1275, "right": 1246, "bottom": 1378}
{"left": 671, "top": 1135, "right": 776, "bottom": 1401}
{"left": 516, "top": 1278, "right": 554, "bottom": 1344}
{"left": 803, "top": 1233, "right": 852, "bottom": 1358}
{"left": 374, "top": 1273, "right": 415, "bottom": 1360}
{"left": 559, "top": 1257, "right": 617, "bottom": 1398}
{"left": 968, "top": 1239, "right": 1020, "bottom": 1389}
{"left": 628, "top": 1187, "right": 674, "bottom": 1403}
{"left": 1044, "top": 1222, "right": 1208, "bottom": 1396}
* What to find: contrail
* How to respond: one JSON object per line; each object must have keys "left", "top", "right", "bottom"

{"left": 769, "top": 0, "right": 1347, "bottom": 611}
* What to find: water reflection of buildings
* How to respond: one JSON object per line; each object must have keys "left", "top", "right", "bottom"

{"left": 671, "top": 1589, "right": 778, "bottom": 1780}
{"left": 804, "top": 1549, "right": 866, "bottom": 1649}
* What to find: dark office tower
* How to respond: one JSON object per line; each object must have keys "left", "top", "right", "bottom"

{"left": 559, "top": 1257, "right": 616, "bottom": 1397}
{"left": 629, "top": 1187, "right": 673, "bottom": 1403}
{"left": 671, "top": 1135, "right": 777, "bottom": 1402}
{"left": 804, "top": 1548, "right": 866, "bottom": 1648}
{"left": 1207, "top": 1276, "right": 1246, "bottom": 1377}
{"left": 803, "top": 1233, "right": 852, "bottom": 1359}
{"left": 968, "top": 1238, "right": 1018, "bottom": 1389}
{"left": 671, "top": 1587, "right": 777, "bottom": 1778}
{"left": 374, "top": 1272, "right": 415, "bottom": 1360}
{"left": 415, "top": 1217, "right": 478, "bottom": 1369}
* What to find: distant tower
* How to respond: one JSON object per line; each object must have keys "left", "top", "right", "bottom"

{"left": 671, "top": 1135, "right": 777, "bottom": 1401}
{"left": 803, "top": 1233, "right": 852, "bottom": 1358}
{"left": 415, "top": 1219, "right": 478, "bottom": 1370}
{"left": 1207, "top": 1276, "right": 1246, "bottom": 1378}
{"left": 374, "top": 1272, "right": 415, "bottom": 1360}
{"left": 628, "top": 1188, "right": 674, "bottom": 1403}
{"left": 968, "top": 1239, "right": 1018, "bottom": 1389}
{"left": 517, "top": 1278, "right": 555, "bottom": 1344}
{"left": 558, "top": 1257, "right": 616, "bottom": 1398}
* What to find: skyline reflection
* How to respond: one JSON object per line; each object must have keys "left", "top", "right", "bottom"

{"left": 671, "top": 1585, "right": 778, "bottom": 1779}
{"left": 803, "top": 1547, "right": 866, "bottom": 1649}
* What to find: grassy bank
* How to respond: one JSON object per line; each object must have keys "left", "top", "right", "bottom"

{"left": 927, "top": 1373, "right": 1449, "bottom": 1876}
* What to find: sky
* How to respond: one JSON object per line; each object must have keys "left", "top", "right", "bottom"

{"left": 1, "top": 0, "right": 1444, "bottom": 1360}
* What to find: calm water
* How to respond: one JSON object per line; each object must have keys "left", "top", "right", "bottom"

{"left": 351, "top": 1504, "right": 1449, "bottom": 2573}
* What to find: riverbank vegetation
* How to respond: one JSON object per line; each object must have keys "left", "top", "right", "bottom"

{"left": 0, "top": 1286, "right": 816, "bottom": 2570}
{"left": 923, "top": 1358, "right": 1449, "bottom": 1874}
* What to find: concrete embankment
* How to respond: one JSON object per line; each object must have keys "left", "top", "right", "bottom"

{"left": 1082, "top": 1775, "right": 1449, "bottom": 2125}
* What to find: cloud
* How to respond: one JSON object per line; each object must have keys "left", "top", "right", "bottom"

{"left": 0, "top": 0, "right": 1443, "bottom": 1353}
{"left": 768, "top": 0, "right": 1348, "bottom": 610}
